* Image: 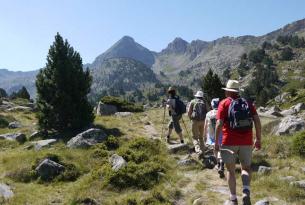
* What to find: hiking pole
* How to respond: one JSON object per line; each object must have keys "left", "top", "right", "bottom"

{"left": 161, "top": 100, "right": 166, "bottom": 139}
{"left": 181, "top": 116, "right": 191, "bottom": 141}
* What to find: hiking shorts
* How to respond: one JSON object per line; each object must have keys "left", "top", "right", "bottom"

{"left": 168, "top": 115, "right": 182, "bottom": 134}
{"left": 191, "top": 120, "right": 205, "bottom": 139}
{"left": 220, "top": 145, "right": 252, "bottom": 166}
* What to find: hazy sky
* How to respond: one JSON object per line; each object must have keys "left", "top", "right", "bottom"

{"left": 1, "top": 0, "right": 305, "bottom": 71}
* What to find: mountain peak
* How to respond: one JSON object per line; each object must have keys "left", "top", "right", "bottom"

{"left": 162, "top": 37, "right": 189, "bottom": 54}
{"left": 119, "top": 35, "right": 135, "bottom": 43}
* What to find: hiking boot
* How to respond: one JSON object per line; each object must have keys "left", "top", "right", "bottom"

{"left": 166, "top": 136, "right": 170, "bottom": 143}
{"left": 242, "top": 189, "right": 251, "bottom": 205}
{"left": 180, "top": 139, "right": 184, "bottom": 144}
{"left": 218, "top": 169, "right": 225, "bottom": 178}
{"left": 225, "top": 199, "right": 238, "bottom": 205}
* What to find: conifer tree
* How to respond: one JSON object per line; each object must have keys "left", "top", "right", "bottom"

{"left": 201, "top": 69, "right": 225, "bottom": 103}
{"left": 36, "top": 33, "right": 93, "bottom": 133}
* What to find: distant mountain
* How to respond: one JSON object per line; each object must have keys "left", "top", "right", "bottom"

{"left": 0, "top": 69, "right": 38, "bottom": 98}
{"left": 90, "top": 36, "right": 155, "bottom": 68}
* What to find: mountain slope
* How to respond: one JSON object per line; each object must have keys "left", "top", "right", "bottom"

{"left": 90, "top": 36, "right": 155, "bottom": 68}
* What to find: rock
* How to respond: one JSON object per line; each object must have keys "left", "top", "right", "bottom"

{"left": 258, "top": 166, "right": 272, "bottom": 175}
{"left": 294, "top": 103, "right": 305, "bottom": 113}
{"left": 8, "top": 121, "right": 22, "bottom": 129}
{"left": 35, "top": 159, "right": 65, "bottom": 180}
{"left": 255, "top": 199, "right": 269, "bottom": 205}
{"left": 280, "top": 108, "right": 296, "bottom": 116}
{"left": 0, "top": 133, "right": 26, "bottom": 143}
{"left": 274, "top": 92, "right": 290, "bottom": 103}
{"left": 167, "top": 143, "right": 190, "bottom": 153}
{"left": 109, "top": 154, "right": 127, "bottom": 171}
{"left": 67, "top": 128, "right": 108, "bottom": 148}
{"left": 210, "top": 186, "right": 230, "bottom": 195}
{"left": 193, "top": 197, "right": 207, "bottom": 205}
{"left": 144, "top": 104, "right": 151, "bottom": 110}
{"left": 265, "top": 106, "right": 283, "bottom": 117}
{"left": 115, "top": 112, "right": 133, "bottom": 117}
{"left": 257, "top": 107, "right": 267, "bottom": 113}
{"left": 177, "top": 158, "right": 198, "bottom": 166}
{"left": 0, "top": 183, "right": 14, "bottom": 199}
{"left": 279, "top": 176, "right": 296, "bottom": 182}
{"left": 29, "top": 130, "right": 47, "bottom": 140}
{"left": 7, "top": 106, "right": 32, "bottom": 112}
{"left": 96, "top": 102, "right": 118, "bottom": 116}
{"left": 275, "top": 116, "right": 305, "bottom": 136}
{"left": 31, "top": 139, "right": 57, "bottom": 150}
{"left": 290, "top": 180, "right": 305, "bottom": 189}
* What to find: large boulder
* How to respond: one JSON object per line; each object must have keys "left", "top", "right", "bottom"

{"left": 35, "top": 159, "right": 65, "bottom": 181}
{"left": 274, "top": 116, "right": 305, "bottom": 136}
{"left": 109, "top": 154, "right": 127, "bottom": 171}
{"left": 96, "top": 102, "right": 118, "bottom": 116}
{"left": 0, "top": 183, "right": 14, "bottom": 199}
{"left": 67, "top": 128, "right": 107, "bottom": 148}
{"left": 0, "top": 133, "right": 26, "bottom": 143}
{"left": 294, "top": 103, "right": 305, "bottom": 113}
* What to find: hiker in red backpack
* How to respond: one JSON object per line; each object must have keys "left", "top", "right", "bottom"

{"left": 165, "top": 87, "right": 185, "bottom": 144}
{"left": 214, "top": 80, "right": 262, "bottom": 205}
{"left": 188, "top": 91, "right": 209, "bottom": 157}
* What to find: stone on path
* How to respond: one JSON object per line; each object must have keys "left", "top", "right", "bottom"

{"left": 167, "top": 143, "right": 190, "bottom": 154}
{"left": 7, "top": 106, "right": 32, "bottom": 112}
{"left": 0, "top": 183, "right": 14, "bottom": 199}
{"left": 255, "top": 199, "right": 269, "bottom": 205}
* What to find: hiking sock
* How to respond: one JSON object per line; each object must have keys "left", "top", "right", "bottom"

{"left": 242, "top": 186, "right": 250, "bottom": 193}
{"left": 230, "top": 194, "right": 237, "bottom": 201}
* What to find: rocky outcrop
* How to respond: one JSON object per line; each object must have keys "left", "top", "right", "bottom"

{"left": 0, "top": 133, "right": 26, "bottom": 143}
{"left": 35, "top": 159, "right": 65, "bottom": 181}
{"left": 96, "top": 102, "right": 118, "bottom": 116}
{"left": 280, "top": 103, "right": 305, "bottom": 116}
{"left": 109, "top": 154, "right": 127, "bottom": 171}
{"left": 67, "top": 128, "right": 107, "bottom": 148}
{"left": 274, "top": 116, "right": 305, "bottom": 136}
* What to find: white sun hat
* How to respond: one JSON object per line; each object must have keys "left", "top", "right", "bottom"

{"left": 194, "top": 91, "right": 204, "bottom": 98}
{"left": 222, "top": 80, "right": 240, "bottom": 92}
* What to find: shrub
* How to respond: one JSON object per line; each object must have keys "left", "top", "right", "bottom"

{"left": 7, "top": 167, "right": 37, "bottom": 183}
{"left": 0, "top": 117, "right": 9, "bottom": 128}
{"left": 104, "top": 135, "right": 119, "bottom": 150}
{"left": 91, "top": 144, "right": 109, "bottom": 159}
{"left": 101, "top": 96, "right": 143, "bottom": 112}
{"left": 292, "top": 131, "right": 305, "bottom": 157}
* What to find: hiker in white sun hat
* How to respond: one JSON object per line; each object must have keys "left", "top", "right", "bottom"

{"left": 222, "top": 80, "right": 240, "bottom": 93}
{"left": 187, "top": 90, "right": 209, "bottom": 158}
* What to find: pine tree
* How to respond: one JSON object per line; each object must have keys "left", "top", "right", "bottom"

{"left": 201, "top": 69, "right": 225, "bottom": 103}
{"left": 0, "top": 88, "right": 7, "bottom": 98}
{"left": 17, "top": 86, "right": 30, "bottom": 100}
{"left": 36, "top": 33, "right": 94, "bottom": 133}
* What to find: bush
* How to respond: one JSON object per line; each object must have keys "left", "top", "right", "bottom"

{"left": 104, "top": 135, "right": 119, "bottom": 150}
{"left": 0, "top": 117, "right": 9, "bottom": 128}
{"left": 292, "top": 131, "right": 305, "bottom": 157}
{"left": 91, "top": 144, "right": 109, "bottom": 159}
{"left": 101, "top": 96, "right": 143, "bottom": 112}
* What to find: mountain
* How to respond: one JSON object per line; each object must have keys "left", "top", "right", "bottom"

{"left": 90, "top": 36, "right": 155, "bottom": 68}
{"left": 0, "top": 69, "right": 38, "bottom": 98}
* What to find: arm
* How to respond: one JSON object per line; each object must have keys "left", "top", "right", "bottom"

{"left": 253, "top": 115, "right": 262, "bottom": 150}
{"left": 203, "top": 118, "right": 208, "bottom": 142}
{"left": 214, "top": 119, "right": 223, "bottom": 151}
{"left": 188, "top": 103, "right": 193, "bottom": 119}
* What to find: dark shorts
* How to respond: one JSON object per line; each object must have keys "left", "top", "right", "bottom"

{"left": 168, "top": 115, "right": 182, "bottom": 133}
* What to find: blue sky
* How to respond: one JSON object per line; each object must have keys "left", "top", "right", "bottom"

{"left": 1, "top": 0, "right": 305, "bottom": 71}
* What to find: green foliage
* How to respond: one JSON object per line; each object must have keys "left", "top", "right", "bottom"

{"left": 0, "top": 88, "right": 7, "bottom": 98}
{"left": 0, "top": 116, "right": 9, "bottom": 128}
{"left": 280, "top": 47, "right": 293, "bottom": 61}
{"left": 201, "top": 69, "right": 225, "bottom": 103}
{"left": 292, "top": 131, "right": 305, "bottom": 157}
{"left": 248, "top": 48, "right": 266, "bottom": 64}
{"left": 35, "top": 33, "right": 94, "bottom": 133}
{"left": 101, "top": 96, "right": 143, "bottom": 112}
{"left": 99, "top": 138, "right": 167, "bottom": 190}
{"left": 10, "top": 86, "right": 30, "bottom": 100}
{"left": 276, "top": 35, "right": 305, "bottom": 48}
{"left": 104, "top": 135, "right": 119, "bottom": 150}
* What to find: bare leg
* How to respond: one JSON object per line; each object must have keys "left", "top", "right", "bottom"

{"left": 226, "top": 163, "right": 237, "bottom": 196}
{"left": 178, "top": 132, "right": 184, "bottom": 141}
{"left": 167, "top": 128, "right": 173, "bottom": 137}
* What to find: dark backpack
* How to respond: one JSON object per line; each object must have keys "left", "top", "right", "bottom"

{"left": 174, "top": 96, "right": 186, "bottom": 115}
{"left": 228, "top": 98, "right": 253, "bottom": 130}
{"left": 191, "top": 99, "right": 207, "bottom": 120}
{"left": 210, "top": 116, "right": 217, "bottom": 131}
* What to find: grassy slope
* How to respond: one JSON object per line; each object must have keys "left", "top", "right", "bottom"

{"left": 0, "top": 108, "right": 304, "bottom": 204}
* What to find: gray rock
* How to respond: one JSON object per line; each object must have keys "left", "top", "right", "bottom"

{"left": 279, "top": 176, "right": 296, "bottom": 182}
{"left": 7, "top": 106, "right": 32, "bottom": 112}
{"left": 280, "top": 108, "right": 296, "bottom": 116}
{"left": 115, "top": 112, "right": 133, "bottom": 117}
{"left": 109, "top": 154, "right": 127, "bottom": 171}
{"left": 294, "top": 103, "right": 305, "bottom": 113}
{"left": 177, "top": 158, "right": 198, "bottom": 166}
{"left": 274, "top": 92, "right": 290, "bottom": 103}
{"left": 67, "top": 128, "right": 107, "bottom": 148}
{"left": 96, "top": 102, "right": 118, "bottom": 116}
{"left": 8, "top": 121, "right": 22, "bottom": 129}
{"left": 255, "top": 199, "right": 269, "bottom": 205}
{"left": 210, "top": 186, "right": 230, "bottom": 195}
{"left": 257, "top": 107, "right": 267, "bottom": 113}
{"left": 290, "top": 180, "right": 305, "bottom": 189}
{"left": 31, "top": 139, "right": 57, "bottom": 150}
{"left": 0, "top": 183, "right": 14, "bottom": 199}
{"left": 167, "top": 143, "right": 190, "bottom": 153}
{"left": 265, "top": 106, "right": 283, "bottom": 117}
{"left": 35, "top": 159, "right": 64, "bottom": 180}
{"left": 275, "top": 116, "right": 305, "bottom": 136}
{"left": 0, "top": 133, "right": 26, "bottom": 143}
{"left": 258, "top": 166, "right": 272, "bottom": 175}
{"left": 29, "top": 130, "right": 47, "bottom": 140}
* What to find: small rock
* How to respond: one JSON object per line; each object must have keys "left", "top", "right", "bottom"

{"left": 193, "top": 197, "right": 207, "bottom": 205}
{"left": 0, "top": 133, "right": 26, "bottom": 143}
{"left": 109, "top": 154, "right": 127, "bottom": 171}
{"left": 255, "top": 199, "right": 269, "bottom": 205}
{"left": 167, "top": 143, "right": 190, "bottom": 153}
{"left": 279, "top": 176, "right": 296, "bottom": 182}
{"left": 177, "top": 158, "right": 198, "bottom": 166}
{"left": 31, "top": 139, "right": 57, "bottom": 150}
{"left": 210, "top": 186, "right": 230, "bottom": 195}
{"left": 258, "top": 166, "right": 272, "bottom": 175}
{"left": 35, "top": 159, "right": 65, "bottom": 181}
{"left": 67, "top": 128, "right": 107, "bottom": 148}
{"left": 0, "top": 183, "right": 14, "bottom": 199}
{"left": 115, "top": 112, "right": 133, "bottom": 117}
{"left": 8, "top": 121, "right": 22, "bottom": 129}
{"left": 29, "top": 131, "right": 47, "bottom": 140}
{"left": 290, "top": 180, "right": 305, "bottom": 189}
{"left": 96, "top": 102, "right": 118, "bottom": 116}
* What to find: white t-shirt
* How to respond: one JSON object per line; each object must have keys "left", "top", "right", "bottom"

{"left": 205, "top": 109, "right": 222, "bottom": 145}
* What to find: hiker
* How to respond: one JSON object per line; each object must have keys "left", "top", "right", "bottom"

{"left": 214, "top": 80, "right": 261, "bottom": 205}
{"left": 165, "top": 87, "right": 185, "bottom": 144}
{"left": 188, "top": 91, "right": 208, "bottom": 156}
{"left": 204, "top": 98, "right": 225, "bottom": 178}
